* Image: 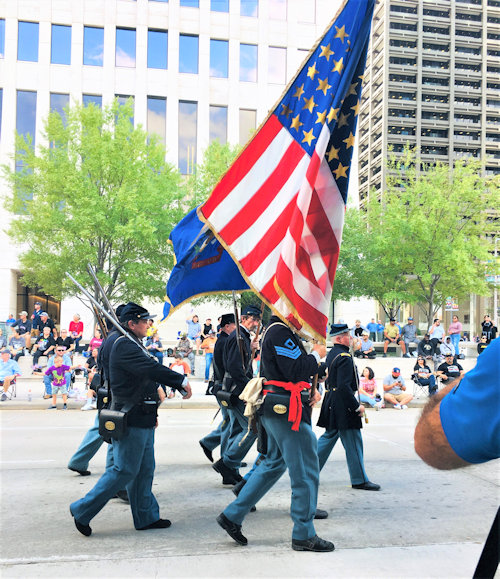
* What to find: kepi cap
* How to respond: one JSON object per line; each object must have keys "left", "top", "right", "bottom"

{"left": 119, "top": 302, "right": 156, "bottom": 323}
{"left": 242, "top": 305, "right": 261, "bottom": 318}
{"left": 220, "top": 313, "right": 235, "bottom": 326}
{"left": 330, "top": 323, "right": 349, "bottom": 336}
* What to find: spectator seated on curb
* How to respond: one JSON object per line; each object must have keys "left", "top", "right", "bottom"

{"left": 383, "top": 318, "right": 407, "bottom": 358}
{"left": 11, "top": 311, "right": 33, "bottom": 351}
{"left": 417, "top": 333, "right": 434, "bottom": 361}
{"left": 0, "top": 349, "right": 22, "bottom": 401}
{"left": 168, "top": 353, "right": 191, "bottom": 398}
{"left": 401, "top": 317, "right": 420, "bottom": 358}
{"left": 32, "top": 327, "right": 57, "bottom": 371}
{"left": 412, "top": 356, "right": 437, "bottom": 396}
{"left": 354, "top": 331, "right": 376, "bottom": 359}
{"left": 56, "top": 329, "right": 75, "bottom": 357}
{"left": 146, "top": 333, "right": 164, "bottom": 365}
{"left": 38, "top": 311, "right": 56, "bottom": 337}
{"left": 438, "top": 336, "right": 455, "bottom": 362}
{"left": 42, "top": 348, "right": 74, "bottom": 398}
{"left": 383, "top": 367, "right": 413, "bottom": 409}
{"left": 84, "top": 329, "right": 103, "bottom": 358}
{"left": 8, "top": 328, "right": 26, "bottom": 362}
{"left": 359, "top": 366, "right": 383, "bottom": 409}
{"left": 0, "top": 329, "right": 7, "bottom": 350}
{"left": 436, "top": 354, "right": 465, "bottom": 385}
{"left": 481, "top": 314, "right": 497, "bottom": 344}
{"left": 81, "top": 360, "right": 100, "bottom": 411}
{"left": 477, "top": 336, "right": 488, "bottom": 355}
{"left": 69, "top": 313, "right": 84, "bottom": 353}
{"left": 175, "top": 333, "right": 195, "bottom": 374}
{"left": 201, "top": 330, "right": 217, "bottom": 382}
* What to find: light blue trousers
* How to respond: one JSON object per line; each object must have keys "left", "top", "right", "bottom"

{"left": 68, "top": 413, "right": 114, "bottom": 472}
{"left": 224, "top": 414, "right": 319, "bottom": 540}
{"left": 317, "top": 428, "right": 368, "bottom": 486}
{"left": 70, "top": 427, "right": 159, "bottom": 530}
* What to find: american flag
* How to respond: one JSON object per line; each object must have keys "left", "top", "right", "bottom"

{"left": 199, "top": 0, "right": 375, "bottom": 341}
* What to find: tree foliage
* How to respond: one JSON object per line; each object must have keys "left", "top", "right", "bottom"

{"left": 4, "top": 100, "right": 185, "bottom": 305}
{"left": 334, "top": 148, "right": 499, "bottom": 323}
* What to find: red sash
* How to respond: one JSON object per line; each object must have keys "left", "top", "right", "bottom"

{"left": 264, "top": 380, "right": 310, "bottom": 431}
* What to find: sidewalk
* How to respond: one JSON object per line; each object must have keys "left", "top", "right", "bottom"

{"left": 1, "top": 351, "right": 477, "bottom": 411}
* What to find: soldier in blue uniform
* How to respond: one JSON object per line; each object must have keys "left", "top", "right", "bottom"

{"left": 212, "top": 306, "right": 261, "bottom": 485}
{"left": 199, "top": 313, "right": 237, "bottom": 466}
{"left": 216, "top": 315, "right": 335, "bottom": 552}
{"left": 317, "top": 324, "right": 380, "bottom": 491}
{"left": 70, "top": 302, "right": 192, "bottom": 536}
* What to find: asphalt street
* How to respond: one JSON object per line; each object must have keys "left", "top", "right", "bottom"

{"left": 1, "top": 404, "right": 498, "bottom": 578}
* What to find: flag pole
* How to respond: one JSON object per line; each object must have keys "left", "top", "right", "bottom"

{"left": 232, "top": 291, "right": 246, "bottom": 369}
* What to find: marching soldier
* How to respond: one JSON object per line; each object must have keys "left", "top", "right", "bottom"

{"left": 199, "top": 313, "right": 237, "bottom": 465}
{"left": 317, "top": 324, "right": 380, "bottom": 491}
{"left": 217, "top": 315, "right": 334, "bottom": 552}
{"left": 70, "top": 302, "right": 192, "bottom": 536}
{"left": 212, "top": 305, "right": 261, "bottom": 485}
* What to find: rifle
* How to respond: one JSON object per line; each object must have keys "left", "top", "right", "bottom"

{"left": 232, "top": 291, "right": 246, "bottom": 369}
{"left": 65, "top": 271, "right": 188, "bottom": 397}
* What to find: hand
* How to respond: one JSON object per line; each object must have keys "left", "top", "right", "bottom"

{"left": 157, "top": 387, "right": 166, "bottom": 403}
{"left": 309, "top": 390, "right": 322, "bottom": 406}
{"left": 358, "top": 405, "right": 365, "bottom": 415}
{"left": 182, "top": 383, "right": 193, "bottom": 399}
{"left": 312, "top": 343, "right": 327, "bottom": 359}
{"left": 251, "top": 340, "right": 259, "bottom": 351}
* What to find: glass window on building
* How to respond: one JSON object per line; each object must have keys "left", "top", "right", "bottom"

{"left": 240, "top": 43, "right": 257, "bottom": 82}
{"left": 209, "top": 105, "right": 228, "bottom": 144}
{"left": 210, "top": 39, "right": 228, "bottom": 78}
{"left": 179, "top": 34, "right": 199, "bottom": 73}
{"left": 178, "top": 101, "right": 197, "bottom": 174}
{"left": 147, "top": 96, "right": 166, "bottom": 145}
{"left": 180, "top": 0, "right": 199, "bottom": 7}
{"left": 50, "top": 93, "right": 69, "bottom": 125}
{"left": 115, "top": 95, "right": 135, "bottom": 125}
{"left": 83, "top": 26, "right": 104, "bottom": 66}
{"left": 241, "top": 0, "right": 258, "bottom": 17}
{"left": 116, "top": 28, "right": 136, "bottom": 67}
{"left": 0, "top": 19, "right": 5, "bottom": 58}
{"left": 211, "top": 0, "right": 229, "bottom": 11}
{"left": 51, "top": 24, "right": 71, "bottom": 65}
{"left": 268, "top": 46, "right": 286, "bottom": 84}
{"left": 269, "top": 0, "right": 287, "bottom": 19}
{"left": 239, "top": 108, "right": 256, "bottom": 145}
{"left": 148, "top": 29, "right": 168, "bottom": 69}
{"left": 18, "top": 21, "right": 39, "bottom": 62}
{"left": 17, "top": 90, "right": 37, "bottom": 141}
{"left": 83, "top": 94, "right": 102, "bottom": 108}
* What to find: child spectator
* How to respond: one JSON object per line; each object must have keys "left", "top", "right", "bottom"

{"left": 45, "top": 355, "right": 78, "bottom": 410}
{"left": 359, "top": 366, "right": 383, "bottom": 409}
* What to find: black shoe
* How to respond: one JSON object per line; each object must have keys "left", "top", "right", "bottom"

{"left": 240, "top": 462, "right": 247, "bottom": 468}
{"left": 314, "top": 509, "right": 328, "bottom": 519}
{"left": 382, "top": 353, "right": 387, "bottom": 358}
{"left": 292, "top": 535, "right": 334, "bottom": 552}
{"left": 199, "top": 440, "right": 214, "bottom": 463}
{"left": 70, "top": 507, "right": 92, "bottom": 537}
{"left": 213, "top": 459, "right": 242, "bottom": 485}
{"left": 138, "top": 518, "right": 171, "bottom": 530}
{"left": 68, "top": 466, "right": 91, "bottom": 476}
{"left": 216, "top": 513, "right": 248, "bottom": 546}
{"left": 352, "top": 481, "right": 381, "bottom": 491}
{"left": 232, "top": 478, "right": 257, "bottom": 512}
{"left": 115, "top": 490, "right": 129, "bottom": 503}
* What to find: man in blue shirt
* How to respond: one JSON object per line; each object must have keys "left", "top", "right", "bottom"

{"left": 415, "top": 337, "right": 500, "bottom": 468}
{"left": 0, "top": 349, "right": 22, "bottom": 401}
{"left": 366, "top": 318, "right": 378, "bottom": 341}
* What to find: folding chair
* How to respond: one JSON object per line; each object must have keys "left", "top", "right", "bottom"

{"left": 1, "top": 376, "right": 17, "bottom": 400}
{"left": 412, "top": 373, "right": 429, "bottom": 398}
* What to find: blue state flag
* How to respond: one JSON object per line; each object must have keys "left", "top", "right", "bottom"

{"left": 163, "top": 208, "right": 249, "bottom": 318}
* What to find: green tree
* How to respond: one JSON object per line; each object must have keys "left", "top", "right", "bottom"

{"left": 184, "top": 139, "right": 241, "bottom": 209}
{"left": 334, "top": 149, "right": 498, "bottom": 325}
{"left": 4, "top": 99, "right": 185, "bottom": 305}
